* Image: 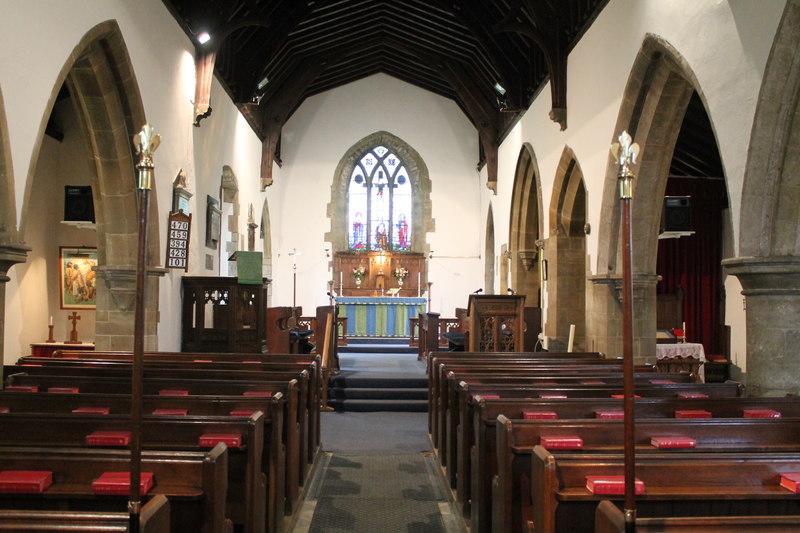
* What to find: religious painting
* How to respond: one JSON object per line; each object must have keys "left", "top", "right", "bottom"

{"left": 59, "top": 247, "right": 98, "bottom": 309}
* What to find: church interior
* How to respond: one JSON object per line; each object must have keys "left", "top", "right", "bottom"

{"left": 1, "top": 0, "right": 800, "bottom": 531}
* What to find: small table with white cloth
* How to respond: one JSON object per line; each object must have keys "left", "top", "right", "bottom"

{"left": 656, "top": 342, "right": 706, "bottom": 382}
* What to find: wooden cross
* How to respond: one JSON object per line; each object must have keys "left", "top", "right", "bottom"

{"left": 65, "top": 311, "right": 81, "bottom": 344}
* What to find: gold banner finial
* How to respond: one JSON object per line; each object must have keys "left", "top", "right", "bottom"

{"left": 610, "top": 130, "right": 639, "bottom": 199}
{"left": 134, "top": 124, "right": 161, "bottom": 190}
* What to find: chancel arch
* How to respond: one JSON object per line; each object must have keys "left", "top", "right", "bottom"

{"left": 546, "top": 147, "right": 587, "bottom": 351}
{"left": 724, "top": 0, "right": 800, "bottom": 396}
{"left": 508, "top": 143, "right": 543, "bottom": 306}
{"left": 592, "top": 34, "right": 710, "bottom": 362}
{"left": 484, "top": 203, "right": 495, "bottom": 294}
{"left": 17, "top": 20, "right": 161, "bottom": 351}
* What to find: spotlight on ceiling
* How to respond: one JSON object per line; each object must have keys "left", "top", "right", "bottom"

{"left": 197, "top": 32, "right": 211, "bottom": 44}
{"left": 257, "top": 76, "right": 269, "bottom": 91}
{"left": 493, "top": 82, "right": 507, "bottom": 96}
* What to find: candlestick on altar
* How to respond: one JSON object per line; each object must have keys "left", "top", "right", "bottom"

{"left": 427, "top": 281, "right": 433, "bottom": 312}
{"left": 417, "top": 272, "right": 421, "bottom": 297}
{"left": 46, "top": 325, "right": 55, "bottom": 343}
{"left": 339, "top": 271, "right": 343, "bottom": 294}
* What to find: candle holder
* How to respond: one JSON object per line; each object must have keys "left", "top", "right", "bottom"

{"left": 46, "top": 325, "right": 55, "bottom": 343}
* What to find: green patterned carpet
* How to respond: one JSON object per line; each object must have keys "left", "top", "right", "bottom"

{"left": 307, "top": 454, "right": 448, "bottom": 533}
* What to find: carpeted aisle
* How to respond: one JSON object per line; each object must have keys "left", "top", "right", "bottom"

{"left": 308, "top": 453, "right": 448, "bottom": 533}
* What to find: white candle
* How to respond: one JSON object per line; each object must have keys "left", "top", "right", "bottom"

{"left": 49, "top": 316, "right": 53, "bottom": 326}
{"left": 339, "top": 271, "right": 343, "bottom": 288}
{"left": 567, "top": 324, "right": 576, "bottom": 352}
{"left": 417, "top": 272, "right": 421, "bottom": 297}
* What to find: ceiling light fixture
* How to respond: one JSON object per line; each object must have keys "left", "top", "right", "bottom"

{"left": 493, "top": 82, "right": 506, "bottom": 96}
{"left": 257, "top": 76, "right": 269, "bottom": 91}
{"left": 197, "top": 32, "right": 211, "bottom": 44}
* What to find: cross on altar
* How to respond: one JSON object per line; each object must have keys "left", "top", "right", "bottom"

{"left": 65, "top": 311, "right": 81, "bottom": 344}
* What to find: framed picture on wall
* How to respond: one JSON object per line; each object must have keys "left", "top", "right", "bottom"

{"left": 59, "top": 247, "right": 98, "bottom": 309}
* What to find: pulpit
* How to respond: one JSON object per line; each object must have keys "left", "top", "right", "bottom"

{"left": 181, "top": 276, "right": 269, "bottom": 353}
{"left": 467, "top": 294, "right": 526, "bottom": 352}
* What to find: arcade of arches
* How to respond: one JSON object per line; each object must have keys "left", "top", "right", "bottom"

{"left": 0, "top": 2, "right": 799, "bottom": 398}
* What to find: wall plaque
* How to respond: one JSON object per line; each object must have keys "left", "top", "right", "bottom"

{"left": 166, "top": 211, "right": 191, "bottom": 271}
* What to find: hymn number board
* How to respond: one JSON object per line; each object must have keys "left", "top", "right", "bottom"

{"left": 166, "top": 211, "right": 191, "bottom": 271}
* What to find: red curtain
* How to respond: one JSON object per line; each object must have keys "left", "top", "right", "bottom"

{"left": 656, "top": 178, "right": 726, "bottom": 355}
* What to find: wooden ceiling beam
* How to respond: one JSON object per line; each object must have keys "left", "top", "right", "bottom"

{"left": 255, "top": 56, "right": 327, "bottom": 189}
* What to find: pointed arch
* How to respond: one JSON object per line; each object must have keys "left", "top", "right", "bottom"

{"left": 592, "top": 34, "right": 716, "bottom": 361}
{"left": 484, "top": 203, "right": 495, "bottom": 294}
{"left": 546, "top": 146, "right": 587, "bottom": 350}
{"left": 325, "top": 131, "right": 433, "bottom": 255}
{"left": 723, "top": 1, "right": 800, "bottom": 396}
{"left": 18, "top": 20, "right": 161, "bottom": 350}
{"left": 0, "top": 87, "right": 17, "bottom": 241}
{"left": 508, "top": 143, "right": 543, "bottom": 305}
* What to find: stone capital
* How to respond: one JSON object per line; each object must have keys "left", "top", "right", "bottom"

{"left": 722, "top": 256, "right": 800, "bottom": 295}
{"left": 0, "top": 242, "right": 31, "bottom": 282}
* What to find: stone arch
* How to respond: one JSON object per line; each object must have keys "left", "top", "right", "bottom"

{"left": 325, "top": 131, "right": 434, "bottom": 254}
{"left": 508, "top": 143, "right": 543, "bottom": 306}
{"left": 546, "top": 146, "right": 587, "bottom": 350}
{"left": 219, "top": 165, "right": 240, "bottom": 275}
{"left": 723, "top": 1, "right": 800, "bottom": 396}
{"left": 18, "top": 20, "right": 161, "bottom": 350}
{"left": 484, "top": 203, "right": 495, "bottom": 294}
{"left": 591, "top": 34, "right": 706, "bottom": 361}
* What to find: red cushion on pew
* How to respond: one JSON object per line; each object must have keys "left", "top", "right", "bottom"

{"left": 611, "top": 394, "right": 640, "bottom": 398}
{"left": 86, "top": 431, "right": 131, "bottom": 447}
{"left": 476, "top": 394, "right": 500, "bottom": 400}
{"left": 152, "top": 408, "right": 188, "bottom": 416}
{"left": 586, "top": 475, "right": 644, "bottom": 495}
{"left": 540, "top": 435, "right": 583, "bottom": 449}
{"left": 92, "top": 472, "right": 154, "bottom": 495}
{"left": 580, "top": 380, "right": 606, "bottom": 385}
{"left": 243, "top": 360, "right": 261, "bottom": 364}
{"left": 0, "top": 407, "right": 8, "bottom": 414}
{"left": 650, "top": 435, "right": 696, "bottom": 448}
{"left": 48, "top": 387, "right": 79, "bottom": 394}
{"left": 678, "top": 392, "right": 709, "bottom": 399}
{"left": 6, "top": 386, "right": 38, "bottom": 392}
{"left": 199, "top": 433, "right": 242, "bottom": 448}
{"left": 539, "top": 394, "right": 567, "bottom": 399}
{"left": 193, "top": 359, "right": 213, "bottom": 363}
{"left": 72, "top": 407, "right": 110, "bottom": 415}
{"left": 159, "top": 389, "right": 189, "bottom": 396}
{"left": 0, "top": 471, "right": 53, "bottom": 493}
{"left": 243, "top": 391, "right": 272, "bottom": 398}
{"left": 743, "top": 409, "right": 781, "bottom": 418}
{"left": 524, "top": 411, "right": 558, "bottom": 420}
{"left": 780, "top": 473, "right": 800, "bottom": 493}
{"left": 675, "top": 409, "right": 711, "bottom": 418}
{"left": 595, "top": 410, "right": 624, "bottom": 419}
{"left": 230, "top": 409, "right": 258, "bottom": 417}
{"left": 649, "top": 379, "right": 676, "bottom": 384}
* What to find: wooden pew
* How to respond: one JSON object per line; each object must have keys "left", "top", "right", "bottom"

{"left": 595, "top": 499, "right": 800, "bottom": 532}
{"left": 0, "top": 444, "right": 230, "bottom": 533}
{"left": 266, "top": 306, "right": 303, "bottom": 353}
{"left": 0, "top": 494, "right": 170, "bottom": 532}
{"left": 3, "top": 373, "right": 305, "bottom": 522}
{"left": 532, "top": 447, "right": 800, "bottom": 533}
{"left": 0, "top": 411, "right": 271, "bottom": 533}
{"left": 495, "top": 415, "right": 800, "bottom": 533}
{"left": 0, "top": 390, "right": 291, "bottom": 533}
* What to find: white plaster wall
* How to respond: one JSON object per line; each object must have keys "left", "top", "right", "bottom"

{"left": 488, "top": 0, "right": 784, "bottom": 359}
{"left": 278, "top": 74, "right": 482, "bottom": 316}
{"left": 0, "top": 0, "right": 266, "bottom": 358}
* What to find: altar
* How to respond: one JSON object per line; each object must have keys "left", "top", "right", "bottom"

{"left": 338, "top": 296, "right": 426, "bottom": 337}
{"left": 656, "top": 342, "right": 706, "bottom": 381}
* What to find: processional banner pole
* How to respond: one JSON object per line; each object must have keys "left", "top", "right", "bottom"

{"left": 610, "top": 130, "right": 640, "bottom": 533}
{"left": 129, "top": 124, "right": 160, "bottom": 533}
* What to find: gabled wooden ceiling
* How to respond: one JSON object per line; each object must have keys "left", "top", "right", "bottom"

{"left": 161, "top": 0, "right": 609, "bottom": 188}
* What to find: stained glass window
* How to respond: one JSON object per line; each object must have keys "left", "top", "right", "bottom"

{"left": 347, "top": 145, "right": 413, "bottom": 251}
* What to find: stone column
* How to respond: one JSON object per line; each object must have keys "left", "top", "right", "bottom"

{"left": 722, "top": 256, "right": 800, "bottom": 396}
{"left": 0, "top": 243, "right": 31, "bottom": 385}
{"left": 587, "top": 273, "right": 659, "bottom": 363}
{"left": 94, "top": 265, "right": 165, "bottom": 352}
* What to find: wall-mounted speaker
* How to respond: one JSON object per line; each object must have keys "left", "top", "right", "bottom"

{"left": 661, "top": 196, "right": 692, "bottom": 232}
{"left": 64, "top": 185, "right": 95, "bottom": 222}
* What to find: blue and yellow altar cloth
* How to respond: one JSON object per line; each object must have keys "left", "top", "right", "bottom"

{"left": 338, "top": 296, "right": 426, "bottom": 337}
